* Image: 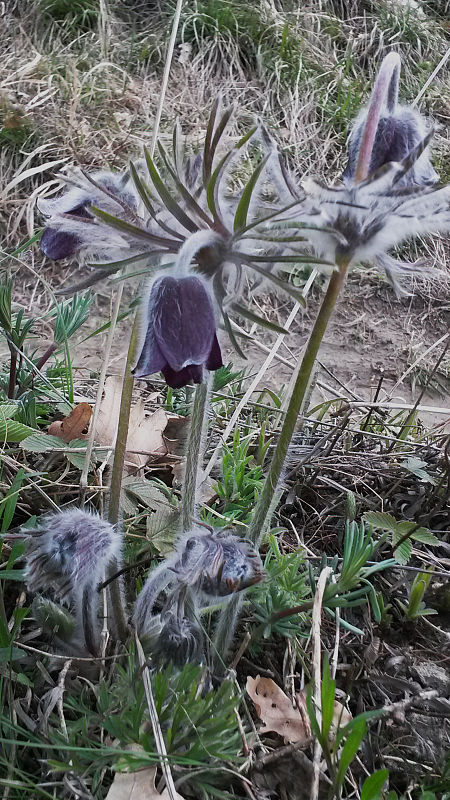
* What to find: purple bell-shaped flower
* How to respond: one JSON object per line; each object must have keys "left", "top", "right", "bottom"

{"left": 133, "top": 274, "right": 223, "bottom": 388}
{"left": 38, "top": 169, "right": 137, "bottom": 261}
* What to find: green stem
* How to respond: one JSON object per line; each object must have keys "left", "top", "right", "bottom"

{"left": 7, "top": 345, "right": 17, "bottom": 400}
{"left": 106, "top": 315, "right": 139, "bottom": 642}
{"left": 0, "top": 583, "right": 7, "bottom": 627}
{"left": 247, "top": 262, "right": 350, "bottom": 546}
{"left": 181, "top": 376, "right": 212, "bottom": 531}
{"left": 213, "top": 262, "right": 350, "bottom": 671}
{"left": 108, "top": 319, "right": 138, "bottom": 527}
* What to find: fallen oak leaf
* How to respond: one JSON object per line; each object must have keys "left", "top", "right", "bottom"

{"left": 94, "top": 376, "right": 169, "bottom": 470}
{"left": 246, "top": 676, "right": 311, "bottom": 744}
{"left": 105, "top": 765, "right": 185, "bottom": 800}
{"left": 246, "top": 676, "right": 352, "bottom": 744}
{"left": 48, "top": 402, "right": 92, "bottom": 443}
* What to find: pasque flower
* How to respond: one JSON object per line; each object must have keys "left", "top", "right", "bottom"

{"left": 133, "top": 526, "right": 264, "bottom": 665}
{"left": 38, "top": 169, "right": 140, "bottom": 264}
{"left": 342, "top": 54, "right": 438, "bottom": 188}
{"left": 270, "top": 53, "right": 450, "bottom": 295}
{"left": 26, "top": 508, "right": 121, "bottom": 654}
{"left": 132, "top": 273, "right": 223, "bottom": 388}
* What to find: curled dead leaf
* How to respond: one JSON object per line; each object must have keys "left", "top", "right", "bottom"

{"left": 246, "top": 676, "right": 311, "bottom": 744}
{"left": 47, "top": 402, "right": 92, "bottom": 443}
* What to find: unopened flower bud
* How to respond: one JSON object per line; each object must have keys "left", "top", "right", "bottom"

{"left": 26, "top": 509, "right": 121, "bottom": 655}
{"left": 174, "top": 528, "right": 265, "bottom": 598}
{"left": 39, "top": 170, "right": 137, "bottom": 261}
{"left": 153, "top": 613, "right": 204, "bottom": 667}
{"left": 26, "top": 508, "right": 120, "bottom": 600}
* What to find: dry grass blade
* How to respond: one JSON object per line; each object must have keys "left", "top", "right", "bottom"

{"left": 311, "top": 566, "right": 333, "bottom": 800}
{"left": 134, "top": 632, "right": 179, "bottom": 800}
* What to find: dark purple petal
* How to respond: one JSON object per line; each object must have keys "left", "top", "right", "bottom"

{"left": 343, "top": 109, "right": 438, "bottom": 187}
{"left": 162, "top": 363, "right": 203, "bottom": 389}
{"left": 206, "top": 334, "right": 223, "bottom": 371}
{"left": 41, "top": 228, "right": 81, "bottom": 260}
{"left": 153, "top": 276, "right": 216, "bottom": 372}
{"left": 132, "top": 329, "right": 167, "bottom": 378}
{"left": 68, "top": 202, "right": 92, "bottom": 218}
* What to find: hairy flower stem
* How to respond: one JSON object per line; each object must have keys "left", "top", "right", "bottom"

{"left": 105, "top": 316, "right": 139, "bottom": 642}
{"left": 181, "top": 376, "right": 212, "bottom": 531}
{"left": 247, "top": 261, "right": 350, "bottom": 546}
{"left": 213, "top": 262, "right": 350, "bottom": 671}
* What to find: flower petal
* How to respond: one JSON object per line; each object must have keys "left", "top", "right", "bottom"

{"left": 41, "top": 227, "right": 81, "bottom": 260}
{"left": 162, "top": 363, "right": 203, "bottom": 388}
{"left": 133, "top": 329, "right": 167, "bottom": 378}
{"left": 153, "top": 276, "right": 216, "bottom": 371}
{"left": 206, "top": 334, "right": 223, "bottom": 371}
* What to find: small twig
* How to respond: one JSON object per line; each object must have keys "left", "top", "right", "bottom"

{"left": 254, "top": 735, "right": 315, "bottom": 769}
{"left": 56, "top": 660, "right": 72, "bottom": 742}
{"left": 230, "top": 631, "right": 251, "bottom": 671}
{"left": 380, "top": 689, "right": 439, "bottom": 722}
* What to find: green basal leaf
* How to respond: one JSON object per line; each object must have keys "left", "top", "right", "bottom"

{"left": 363, "top": 511, "right": 398, "bottom": 533}
{"left": 336, "top": 717, "right": 367, "bottom": 788}
{"left": 0, "top": 419, "right": 37, "bottom": 443}
{"left": 230, "top": 302, "right": 290, "bottom": 335}
{"left": 0, "top": 404, "right": 18, "bottom": 420}
{"left": 320, "top": 654, "right": 336, "bottom": 740}
{"left": 0, "top": 570, "right": 26, "bottom": 581}
{"left": 360, "top": 769, "right": 389, "bottom": 800}
{"left": 393, "top": 538, "right": 412, "bottom": 565}
{"left": 144, "top": 146, "right": 198, "bottom": 234}
{"left": 0, "top": 280, "right": 12, "bottom": 333}
{"left": 21, "top": 432, "right": 67, "bottom": 453}
{"left": 233, "top": 155, "right": 270, "bottom": 233}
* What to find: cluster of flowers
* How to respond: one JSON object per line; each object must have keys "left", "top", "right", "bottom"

{"left": 38, "top": 53, "right": 449, "bottom": 391}
{"left": 26, "top": 53, "right": 450, "bottom": 664}
{"left": 25, "top": 510, "right": 263, "bottom": 665}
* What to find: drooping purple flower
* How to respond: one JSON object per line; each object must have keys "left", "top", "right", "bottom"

{"left": 133, "top": 274, "right": 223, "bottom": 388}
{"left": 38, "top": 169, "right": 138, "bottom": 261}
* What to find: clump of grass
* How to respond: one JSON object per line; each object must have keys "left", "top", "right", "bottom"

{"left": 0, "top": 98, "right": 35, "bottom": 152}
{"left": 39, "top": 0, "right": 99, "bottom": 32}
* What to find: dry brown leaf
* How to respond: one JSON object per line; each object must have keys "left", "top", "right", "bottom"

{"left": 246, "top": 676, "right": 311, "bottom": 744}
{"left": 247, "top": 676, "right": 352, "bottom": 745}
{"left": 48, "top": 402, "right": 92, "bottom": 442}
{"left": 94, "top": 376, "right": 169, "bottom": 469}
{"left": 105, "top": 766, "right": 185, "bottom": 800}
